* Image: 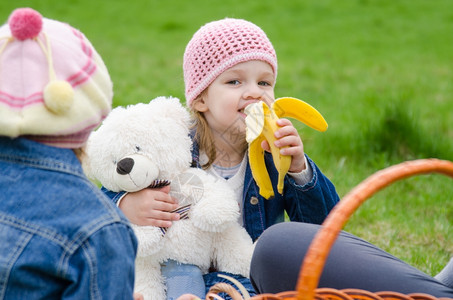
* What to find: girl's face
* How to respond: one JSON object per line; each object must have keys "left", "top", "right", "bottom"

{"left": 194, "top": 60, "right": 275, "bottom": 136}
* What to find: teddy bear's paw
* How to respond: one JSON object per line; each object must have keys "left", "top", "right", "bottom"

{"left": 191, "top": 216, "right": 237, "bottom": 233}
{"left": 178, "top": 169, "right": 241, "bottom": 231}
{"left": 190, "top": 195, "right": 240, "bottom": 232}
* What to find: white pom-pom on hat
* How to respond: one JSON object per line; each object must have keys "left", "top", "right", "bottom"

{"left": 44, "top": 80, "right": 74, "bottom": 114}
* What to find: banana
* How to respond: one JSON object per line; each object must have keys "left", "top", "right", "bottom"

{"left": 244, "top": 97, "right": 328, "bottom": 199}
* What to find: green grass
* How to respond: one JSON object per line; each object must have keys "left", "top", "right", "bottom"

{"left": 1, "top": 0, "right": 452, "bottom": 276}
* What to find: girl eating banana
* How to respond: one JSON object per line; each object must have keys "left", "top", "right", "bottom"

{"left": 109, "top": 18, "right": 340, "bottom": 299}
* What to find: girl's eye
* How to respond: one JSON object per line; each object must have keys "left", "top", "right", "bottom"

{"left": 227, "top": 80, "right": 240, "bottom": 85}
{"left": 258, "top": 81, "right": 271, "bottom": 86}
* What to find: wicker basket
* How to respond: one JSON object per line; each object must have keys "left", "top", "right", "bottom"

{"left": 206, "top": 159, "right": 453, "bottom": 300}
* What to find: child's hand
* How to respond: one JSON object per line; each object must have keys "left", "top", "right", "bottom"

{"left": 261, "top": 118, "right": 306, "bottom": 173}
{"left": 118, "top": 185, "right": 180, "bottom": 227}
{"left": 133, "top": 292, "right": 144, "bottom": 300}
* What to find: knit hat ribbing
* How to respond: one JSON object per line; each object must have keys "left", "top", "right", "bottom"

{"left": 0, "top": 8, "right": 112, "bottom": 148}
{"left": 183, "top": 18, "right": 277, "bottom": 105}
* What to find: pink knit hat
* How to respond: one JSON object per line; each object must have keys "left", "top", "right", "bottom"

{"left": 183, "top": 18, "right": 277, "bottom": 105}
{"left": 0, "top": 8, "right": 112, "bottom": 148}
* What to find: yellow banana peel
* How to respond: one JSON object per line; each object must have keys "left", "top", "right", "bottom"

{"left": 244, "top": 97, "right": 328, "bottom": 199}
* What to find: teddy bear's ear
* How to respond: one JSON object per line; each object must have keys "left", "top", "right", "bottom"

{"left": 148, "top": 96, "right": 191, "bottom": 126}
{"left": 168, "top": 96, "right": 191, "bottom": 123}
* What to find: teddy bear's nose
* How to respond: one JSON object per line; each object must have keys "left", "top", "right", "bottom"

{"left": 117, "top": 157, "right": 134, "bottom": 175}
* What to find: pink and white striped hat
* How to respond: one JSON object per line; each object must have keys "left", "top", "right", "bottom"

{"left": 183, "top": 18, "right": 277, "bottom": 105}
{"left": 0, "top": 8, "right": 112, "bottom": 148}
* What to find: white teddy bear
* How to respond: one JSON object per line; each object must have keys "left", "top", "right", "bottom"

{"left": 84, "top": 96, "right": 254, "bottom": 300}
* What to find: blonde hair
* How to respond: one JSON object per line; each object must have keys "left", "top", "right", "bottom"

{"left": 190, "top": 96, "right": 216, "bottom": 169}
{"left": 190, "top": 93, "right": 248, "bottom": 170}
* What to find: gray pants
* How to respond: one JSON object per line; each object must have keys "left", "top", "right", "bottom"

{"left": 250, "top": 222, "right": 453, "bottom": 298}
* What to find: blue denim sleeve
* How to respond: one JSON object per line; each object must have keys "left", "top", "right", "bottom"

{"left": 65, "top": 223, "right": 138, "bottom": 300}
{"left": 284, "top": 155, "right": 340, "bottom": 224}
{"left": 101, "top": 186, "right": 126, "bottom": 205}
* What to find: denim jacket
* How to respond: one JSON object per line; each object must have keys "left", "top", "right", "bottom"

{"left": 105, "top": 136, "right": 339, "bottom": 242}
{"left": 0, "top": 137, "right": 138, "bottom": 300}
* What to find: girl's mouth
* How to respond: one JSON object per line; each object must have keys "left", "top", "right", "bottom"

{"left": 239, "top": 100, "right": 261, "bottom": 116}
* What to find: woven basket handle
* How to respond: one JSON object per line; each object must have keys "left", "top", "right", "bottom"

{"left": 296, "top": 159, "right": 453, "bottom": 300}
